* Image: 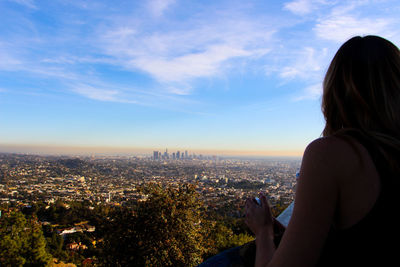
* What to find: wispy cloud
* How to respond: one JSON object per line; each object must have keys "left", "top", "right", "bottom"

{"left": 312, "top": 1, "right": 398, "bottom": 43}
{"left": 147, "top": 0, "right": 176, "bottom": 17}
{"left": 293, "top": 83, "right": 322, "bottom": 101}
{"left": 69, "top": 81, "right": 204, "bottom": 110}
{"left": 315, "top": 15, "right": 393, "bottom": 43}
{"left": 283, "top": 0, "right": 331, "bottom": 16}
{"left": 0, "top": 52, "right": 22, "bottom": 70}
{"left": 8, "top": 0, "right": 37, "bottom": 9}
{"left": 71, "top": 84, "right": 122, "bottom": 102}
{"left": 284, "top": 0, "right": 313, "bottom": 15}
{"left": 2, "top": 0, "right": 400, "bottom": 108}
{"left": 279, "top": 47, "right": 328, "bottom": 81}
{"left": 133, "top": 45, "right": 252, "bottom": 83}
{"left": 98, "top": 16, "right": 274, "bottom": 95}
{"left": 281, "top": 0, "right": 400, "bottom": 102}
{"left": 0, "top": 42, "right": 23, "bottom": 70}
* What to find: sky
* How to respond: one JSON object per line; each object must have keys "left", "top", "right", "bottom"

{"left": 1, "top": 0, "right": 400, "bottom": 156}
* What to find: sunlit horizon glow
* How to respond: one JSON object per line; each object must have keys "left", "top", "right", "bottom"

{"left": 1, "top": 0, "right": 400, "bottom": 156}
{"left": 0, "top": 143, "right": 302, "bottom": 157}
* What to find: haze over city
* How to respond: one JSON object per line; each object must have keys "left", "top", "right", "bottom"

{"left": 1, "top": 0, "right": 400, "bottom": 156}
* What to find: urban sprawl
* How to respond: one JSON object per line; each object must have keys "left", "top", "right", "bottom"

{"left": 0, "top": 151, "right": 300, "bottom": 217}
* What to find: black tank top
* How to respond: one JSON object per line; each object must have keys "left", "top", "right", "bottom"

{"left": 316, "top": 132, "right": 399, "bottom": 266}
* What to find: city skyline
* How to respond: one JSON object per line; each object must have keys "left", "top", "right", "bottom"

{"left": 0, "top": 143, "right": 302, "bottom": 157}
{"left": 1, "top": 0, "right": 400, "bottom": 156}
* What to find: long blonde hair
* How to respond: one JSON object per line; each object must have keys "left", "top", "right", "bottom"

{"left": 322, "top": 35, "right": 400, "bottom": 172}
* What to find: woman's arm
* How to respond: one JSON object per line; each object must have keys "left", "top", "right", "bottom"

{"left": 268, "top": 138, "right": 340, "bottom": 266}
{"left": 245, "top": 193, "right": 277, "bottom": 266}
{"left": 247, "top": 137, "right": 351, "bottom": 266}
{"left": 255, "top": 225, "right": 276, "bottom": 266}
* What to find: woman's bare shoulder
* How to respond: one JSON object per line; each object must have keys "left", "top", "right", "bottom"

{"left": 306, "top": 135, "right": 356, "bottom": 150}
{"left": 305, "top": 136, "right": 362, "bottom": 159}
{"left": 303, "top": 136, "right": 364, "bottom": 176}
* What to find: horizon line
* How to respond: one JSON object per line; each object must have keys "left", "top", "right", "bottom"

{"left": 0, "top": 143, "right": 303, "bottom": 157}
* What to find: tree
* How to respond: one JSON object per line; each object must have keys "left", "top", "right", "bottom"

{"left": 98, "top": 183, "right": 255, "bottom": 266}
{"left": 0, "top": 211, "right": 52, "bottom": 266}
{"left": 26, "top": 216, "right": 53, "bottom": 266}
{"left": 100, "top": 183, "right": 208, "bottom": 266}
{"left": 137, "top": 183, "right": 207, "bottom": 266}
{"left": 201, "top": 218, "right": 253, "bottom": 261}
{"left": 46, "top": 232, "right": 65, "bottom": 260}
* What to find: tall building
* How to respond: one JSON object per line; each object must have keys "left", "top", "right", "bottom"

{"left": 177, "top": 151, "right": 180, "bottom": 159}
{"left": 153, "top": 151, "right": 159, "bottom": 160}
{"left": 185, "top": 150, "right": 188, "bottom": 159}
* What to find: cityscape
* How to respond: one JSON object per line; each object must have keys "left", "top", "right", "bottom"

{"left": 0, "top": 151, "right": 300, "bottom": 211}
{"left": 0, "top": 151, "right": 300, "bottom": 266}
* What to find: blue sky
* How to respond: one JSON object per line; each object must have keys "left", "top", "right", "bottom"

{"left": 1, "top": 0, "right": 400, "bottom": 156}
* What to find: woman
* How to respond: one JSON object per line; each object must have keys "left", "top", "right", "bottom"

{"left": 245, "top": 35, "right": 400, "bottom": 266}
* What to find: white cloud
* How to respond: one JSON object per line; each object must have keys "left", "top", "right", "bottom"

{"left": 0, "top": 42, "right": 24, "bottom": 70}
{"left": 293, "top": 83, "right": 322, "bottom": 101}
{"left": 284, "top": 0, "right": 313, "bottom": 15}
{"left": 71, "top": 84, "right": 122, "bottom": 102}
{"left": 315, "top": 15, "right": 392, "bottom": 42}
{"left": 165, "top": 85, "right": 192, "bottom": 95}
{"left": 133, "top": 45, "right": 251, "bottom": 83}
{"left": 283, "top": 0, "right": 331, "bottom": 15}
{"left": 147, "top": 0, "right": 176, "bottom": 17}
{"left": 0, "top": 52, "right": 22, "bottom": 70}
{"left": 8, "top": 0, "right": 37, "bottom": 9}
{"left": 99, "top": 18, "right": 274, "bottom": 94}
{"left": 280, "top": 47, "right": 327, "bottom": 80}
{"left": 69, "top": 81, "right": 201, "bottom": 108}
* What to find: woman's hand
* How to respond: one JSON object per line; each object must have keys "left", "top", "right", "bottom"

{"left": 245, "top": 192, "right": 274, "bottom": 238}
